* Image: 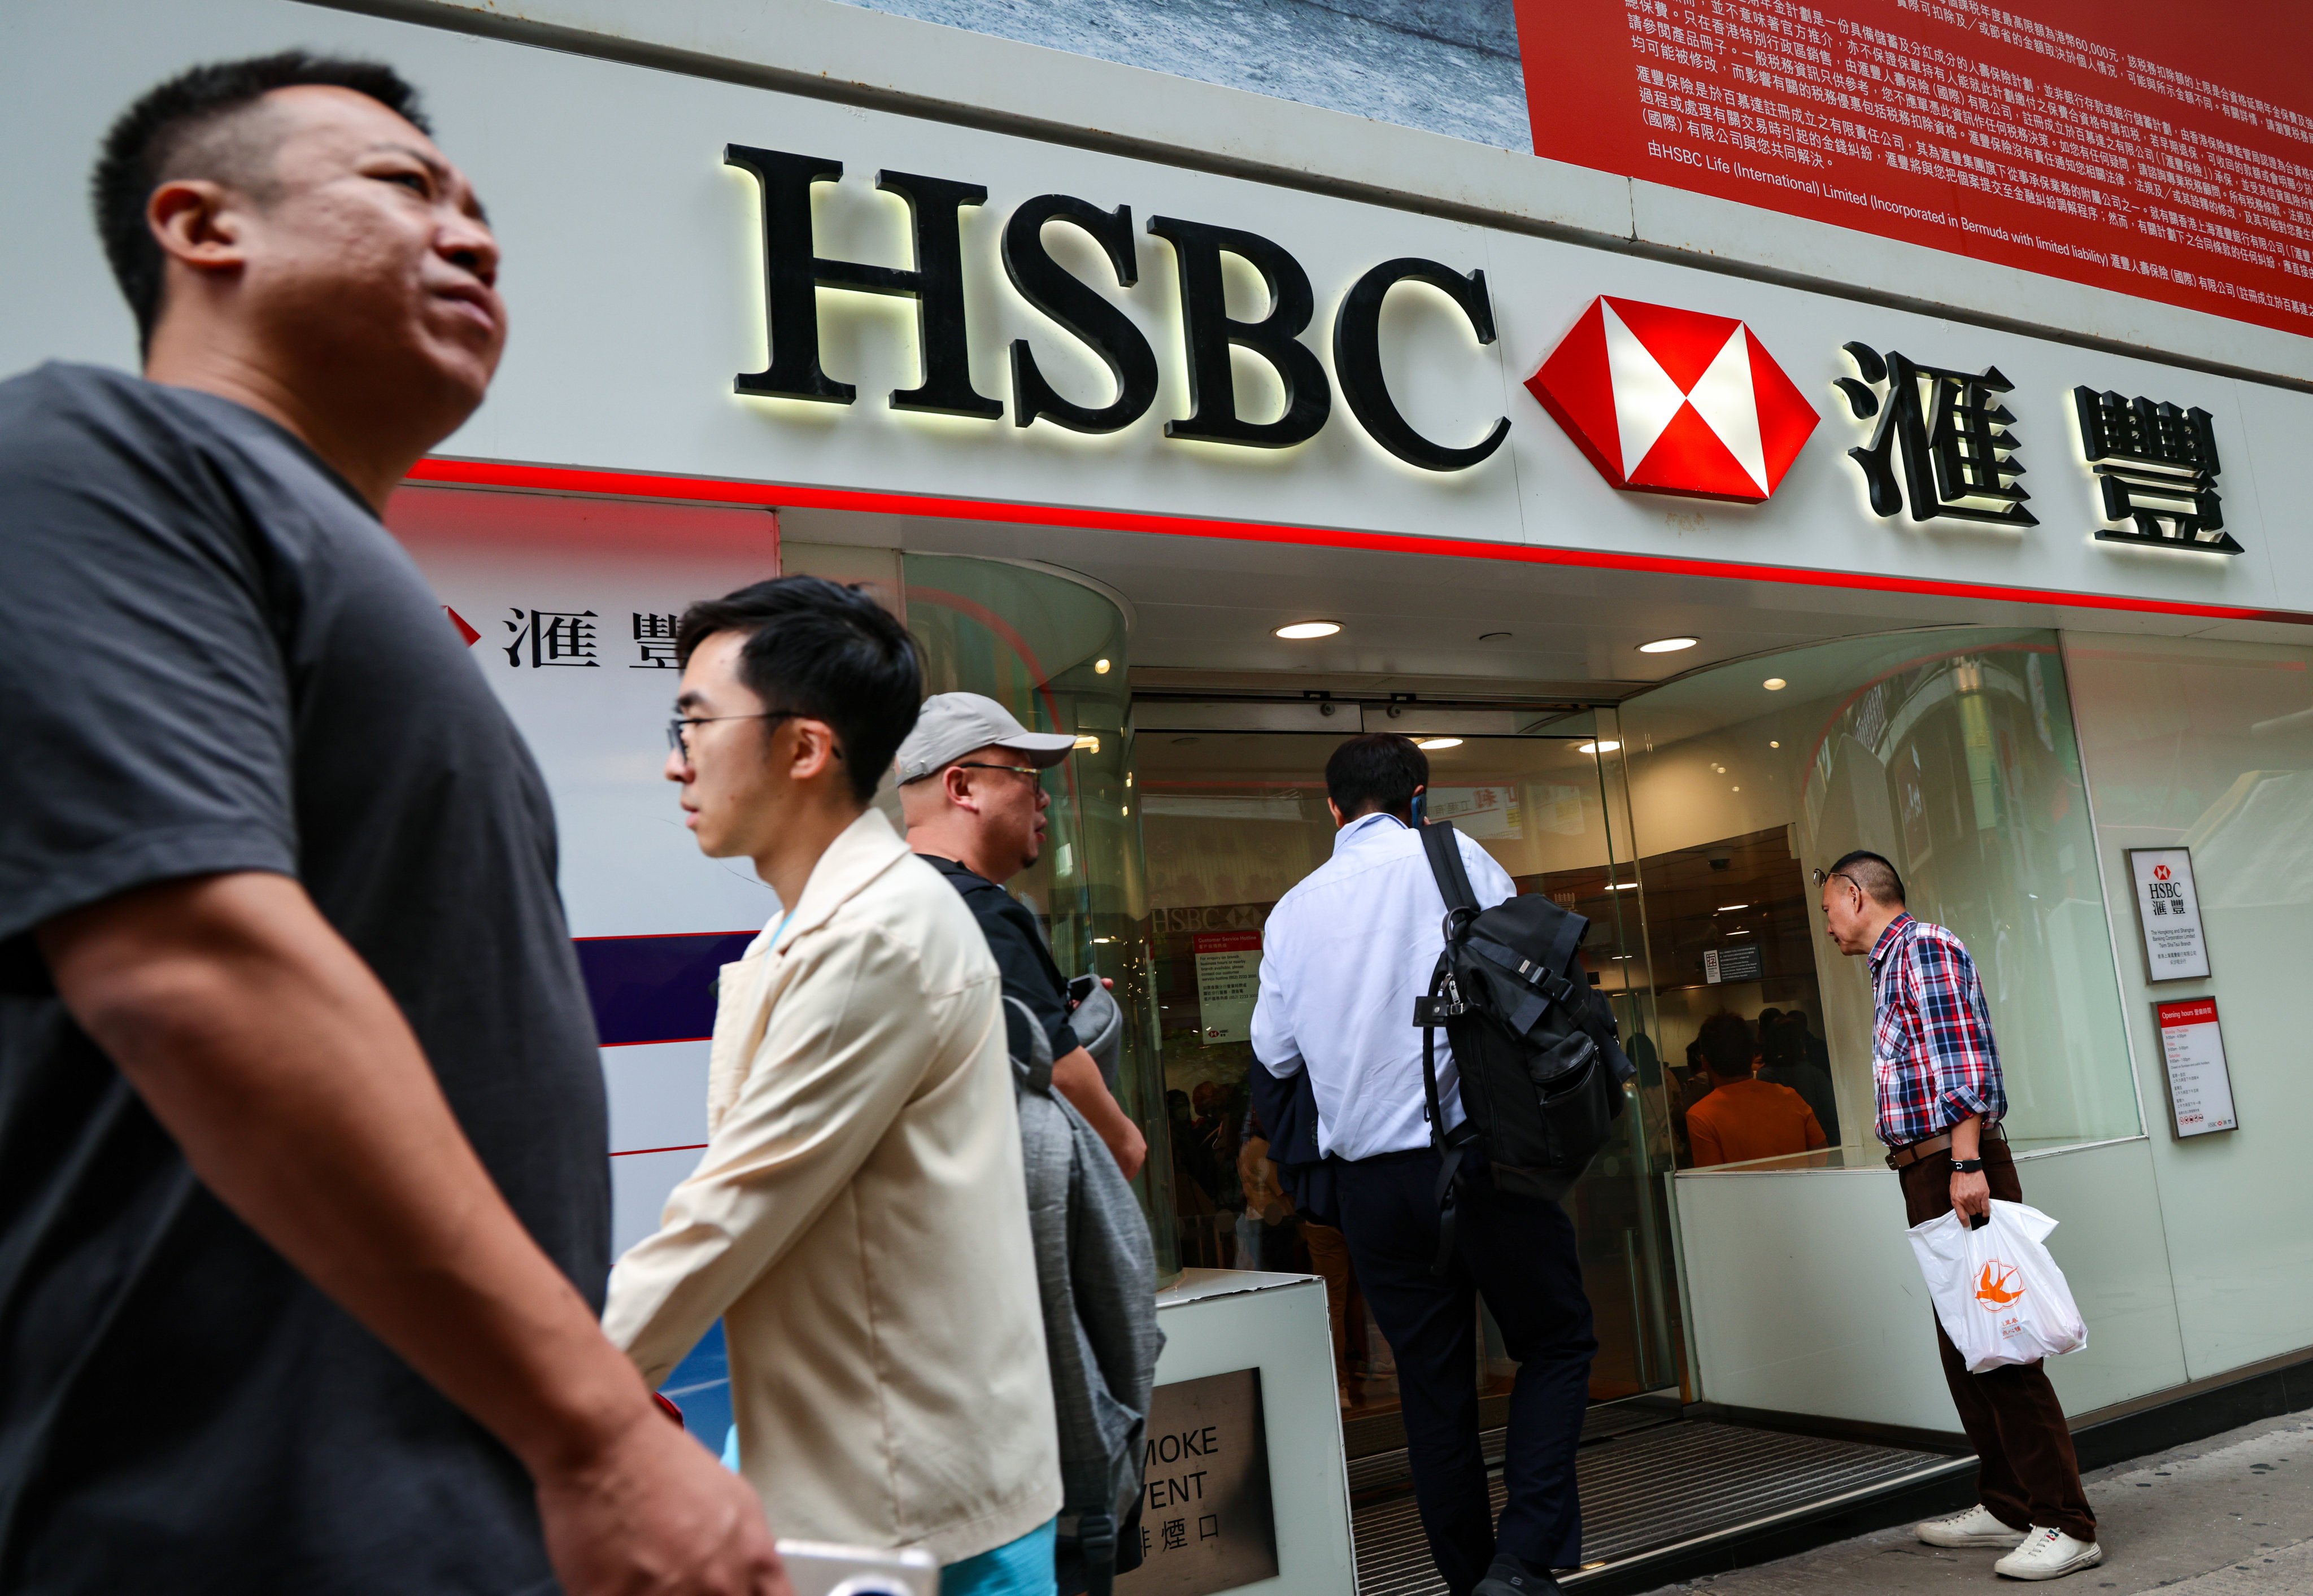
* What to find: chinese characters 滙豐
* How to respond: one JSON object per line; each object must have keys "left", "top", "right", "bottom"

{"left": 2072, "top": 387, "right": 2241, "bottom": 553}
{"left": 1837, "top": 342, "right": 2036, "bottom": 527}
{"left": 502, "top": 611, "right": 687, "bottom": 669}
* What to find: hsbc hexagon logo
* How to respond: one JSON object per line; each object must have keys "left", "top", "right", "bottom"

{"left": 1527, "top": 296, "right": 1818, "bottom": 504}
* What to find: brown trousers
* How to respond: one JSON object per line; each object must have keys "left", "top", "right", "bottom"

{"left": 1898, "top": 1138, "right": 2097, "bottom": 1540}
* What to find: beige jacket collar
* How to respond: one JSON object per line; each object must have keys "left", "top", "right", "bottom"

{"left": 768, "top": 806, "right": 911, "bottom": 954}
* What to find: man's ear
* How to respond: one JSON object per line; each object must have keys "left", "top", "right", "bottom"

{"left": 149, "top": 179, "right": 249, "bottom": 275}
{"left": 1326, "top": 797, "right": 1345, "bottom": 830}
{"left": 785, "top": 718, "right": 843, "bottom": 786}
{"left": 944, "top": 764, "right": 981, "bottom": 814}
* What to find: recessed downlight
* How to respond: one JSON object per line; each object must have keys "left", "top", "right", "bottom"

{"left": 1575, "top": 739, "right": 1623, "bottom": 755}
{"left": 1274, "top": 620, "right": 1341, "bottom": 640}
{"left": 1095, "top": 658, "right": 1112, "bottom": 674}
{"left": 1639, "top": 636, "right": 1698, "bottom": 654}
{"left": 1763, "top": 676, "right": 1787, "bottom": 690}
{"left": 1414, "top": 736, "right": 1463, "bottom": 750}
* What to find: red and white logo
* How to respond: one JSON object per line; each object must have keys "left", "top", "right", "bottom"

{"left": 1526, "top": 296, "right": 1818, "bottom": 503}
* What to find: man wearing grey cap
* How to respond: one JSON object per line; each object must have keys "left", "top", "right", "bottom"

{"left": 899, "top": 694, "right": 1147, "bottom": 1178}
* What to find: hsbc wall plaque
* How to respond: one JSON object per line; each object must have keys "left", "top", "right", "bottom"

{"left": 2127, "top": 847, "right": 2211, "bottom": 983}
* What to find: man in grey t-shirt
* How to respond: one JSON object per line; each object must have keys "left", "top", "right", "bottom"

{"left": 0, "top": 53, "right": 782, "bottom": 1594}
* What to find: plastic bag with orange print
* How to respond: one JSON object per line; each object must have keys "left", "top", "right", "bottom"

{"left": 1906, "top": 1200, "right": 2088, "bottom": 1373}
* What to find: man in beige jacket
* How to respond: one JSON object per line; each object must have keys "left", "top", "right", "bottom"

{"left": 604, "top": 577, "right": 1061, "bottom": 1592}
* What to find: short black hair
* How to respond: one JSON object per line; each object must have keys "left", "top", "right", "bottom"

{"left": 1697, "top": 1012, "right": 1757, "bottom": 1079}
{"left": 676, "top": 575, "right": 922, "bottom": 806}
{"left": 93, "top": 51, "right": 430, "bottom": 353}
{"left": 1325, "top": 732, "right": 1428, "bottom": 819}
{"left": 1827, "top": 849, "right": 1906, "bottom": 906}
{"left": 1761, "top": 1019, "right": 1807, "bottom": 1072}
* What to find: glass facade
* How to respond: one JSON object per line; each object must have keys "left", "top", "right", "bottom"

{"left": 1616, "top": 627, "right": 2141, "bottom": 1167}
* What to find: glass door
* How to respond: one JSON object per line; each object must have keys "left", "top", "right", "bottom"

{"left": 1132, "top": 714, "right": 1681, "bottom": 1455}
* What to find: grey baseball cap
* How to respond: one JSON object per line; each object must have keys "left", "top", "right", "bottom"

{"left": 894, "top": 692, "right": 1078, "bottom": 784}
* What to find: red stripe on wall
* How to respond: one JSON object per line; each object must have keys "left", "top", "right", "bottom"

{"left": 404, "top": 456, "right": 2313, "bottom": 627}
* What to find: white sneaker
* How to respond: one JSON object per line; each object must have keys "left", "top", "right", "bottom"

{"left": 1917, "top": 1504, "right": 2029, "bottom": 1549}
{"left": 1994, "top": 1527, "right": 2103, "bottom": 1580}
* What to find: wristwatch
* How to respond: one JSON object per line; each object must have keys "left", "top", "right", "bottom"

{"left": 1949, "top": 1157, "right": 1985, "bottom": 1174}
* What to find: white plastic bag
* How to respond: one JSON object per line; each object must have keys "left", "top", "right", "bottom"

{"left": 1906, "top": 1199, "right": 2087, "bottom": 1373}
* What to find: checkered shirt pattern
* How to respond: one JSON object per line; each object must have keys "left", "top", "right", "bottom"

{"left": 1868, "top": 913, "right": 2007, "bottom": 1148}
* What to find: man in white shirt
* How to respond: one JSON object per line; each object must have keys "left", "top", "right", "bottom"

{"left": 1252, "top": 735, "right": 1596, "bottom": 1596}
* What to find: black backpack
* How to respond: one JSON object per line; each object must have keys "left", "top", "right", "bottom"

{"left": 1412, "top": 821, "right": 1632, "bottom": 1265}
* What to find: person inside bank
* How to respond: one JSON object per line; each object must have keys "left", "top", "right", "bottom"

{"left": 1683, "top": 1012, "right": 1827, "bottom": 1168}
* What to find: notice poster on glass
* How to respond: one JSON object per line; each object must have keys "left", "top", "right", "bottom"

{"left": 1703, "top": 943, "right": 1763, "bottom": 984}
{"left": 1193, "top": 931, "right": 1262, "bottom": 1046}
{"left": 2127, "top": 848, "right": 2212, "bottom": 982}
{"left": 2154, "top": 998, "right": 2238, "bottom": 1138}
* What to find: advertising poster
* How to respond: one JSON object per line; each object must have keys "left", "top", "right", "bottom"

{"left": 1519, "top": 0, "right": 2313, "bottom": 339}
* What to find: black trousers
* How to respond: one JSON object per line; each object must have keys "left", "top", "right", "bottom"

{"left": 1335, "top": 1149, "right": 1597, "bottom": 1593}
{"left": 1897, "top": 1139, "right": 2097, "bottom": 1541}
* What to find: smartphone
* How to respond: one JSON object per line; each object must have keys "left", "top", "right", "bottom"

{"left": 776, "top": 1540, "right": 941, "bottom": 1596}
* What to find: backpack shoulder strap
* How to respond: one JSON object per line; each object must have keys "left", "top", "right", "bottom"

{"left": 1419, "top": 819, "right": 1480, "bottom": 917}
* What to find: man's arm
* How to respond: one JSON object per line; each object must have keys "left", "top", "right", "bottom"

{"left": 604, "top": 926, "right": 941, "bottom": 1386}
{"left": 41, "top": 872, "right": 785, "bottom": 1596}
{"left": 1248, "top": 920, "right": 1300, "bottom": 1078}
{"left": 1906, "top": 937, "right": 1996, "bottom": 1220}
{"left": 1051, "top": 1047, "right": 1147, "bottom": 1180}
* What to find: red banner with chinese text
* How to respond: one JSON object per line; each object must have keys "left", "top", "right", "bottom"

{"left": 1517, "top": 0, "right": 2313, "bottom": 339}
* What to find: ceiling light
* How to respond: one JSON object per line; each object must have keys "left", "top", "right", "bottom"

{"left": 1763, "top": 677, "right": 1787, "bottom": 690}
{"left": 1718, "top": 903, "right": 1749, "bottom": 912}
{"left": 1611, "top": 953, "right": 1635, "bottom": 961}
{"left": 1073, "top": 735, "right": 1100, "bottom": 753}
{"left": 1415, "top": 736, "right": 1463, "bottom": 750}
{"left": 1125, "top": 772, "right": 1133, "bottom": 788}
{"left": 1608, "top": 881, "right": 1639, "bottom": 891}
{"left": 1575, "top": 740, "right": 1622, "bottom": 755}
{"left": 1094, "top": 658, "right": 1112, "bottom": 675}
{"left": 1770, "top": 739, "right": 1781, "bottom": 748}
{"left": 1274, "top": 620, "right": 1341, "bottom": 640}
{"left": 1726, "top": 928, "right": 1753, "bottom": 936}
{"left": 1639, "top": 636, "right": 1698, "bottom": 654}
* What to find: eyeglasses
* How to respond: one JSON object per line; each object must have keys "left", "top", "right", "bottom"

{"left": 1810, "top": 867, "right": 1859, "bottom": 893}
{"left": 953, "top": 761, "right": 1044, "bottom": 782}
{"left": 668, "top": 712, "right": 791, "bottom": 755}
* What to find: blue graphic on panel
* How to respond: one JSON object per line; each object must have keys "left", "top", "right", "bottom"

{"left": 574, "top": 931, "right": 756, "bottom": 1045}
{"left": 660, "top": 1319, "right": 734, "bottom": 1453}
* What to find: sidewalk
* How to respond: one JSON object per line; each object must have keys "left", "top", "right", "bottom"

{"left": 1640, "top": 1409, "right": 2313, "bottom": 1594}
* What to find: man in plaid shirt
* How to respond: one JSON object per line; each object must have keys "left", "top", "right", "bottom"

{"left": 1820, "top": 851, "right": 2103, "bottom": 1582}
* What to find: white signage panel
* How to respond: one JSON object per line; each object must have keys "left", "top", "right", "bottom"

{"left": 2128, "top": 847, "right": 2212, "bottom": 983}
{"left": 2154, "top": 997, "right": 2238, "bottom": 1137}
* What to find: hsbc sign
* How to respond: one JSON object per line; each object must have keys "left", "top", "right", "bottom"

{"left": 727, "top": 143, "right": 2240, "bottom": 550}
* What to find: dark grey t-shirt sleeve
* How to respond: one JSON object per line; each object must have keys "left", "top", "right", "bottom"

{"left": 0, "top": 373, "right": 298, "bottom": 949}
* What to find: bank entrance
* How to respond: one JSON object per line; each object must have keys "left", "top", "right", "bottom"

{"left": 1130, "top": 700, "right": 1680, "bottom": 1449}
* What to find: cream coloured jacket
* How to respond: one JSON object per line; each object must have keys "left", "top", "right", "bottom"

{"left": 603, "top": 808, "right": 1059, "bottom": 1563}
